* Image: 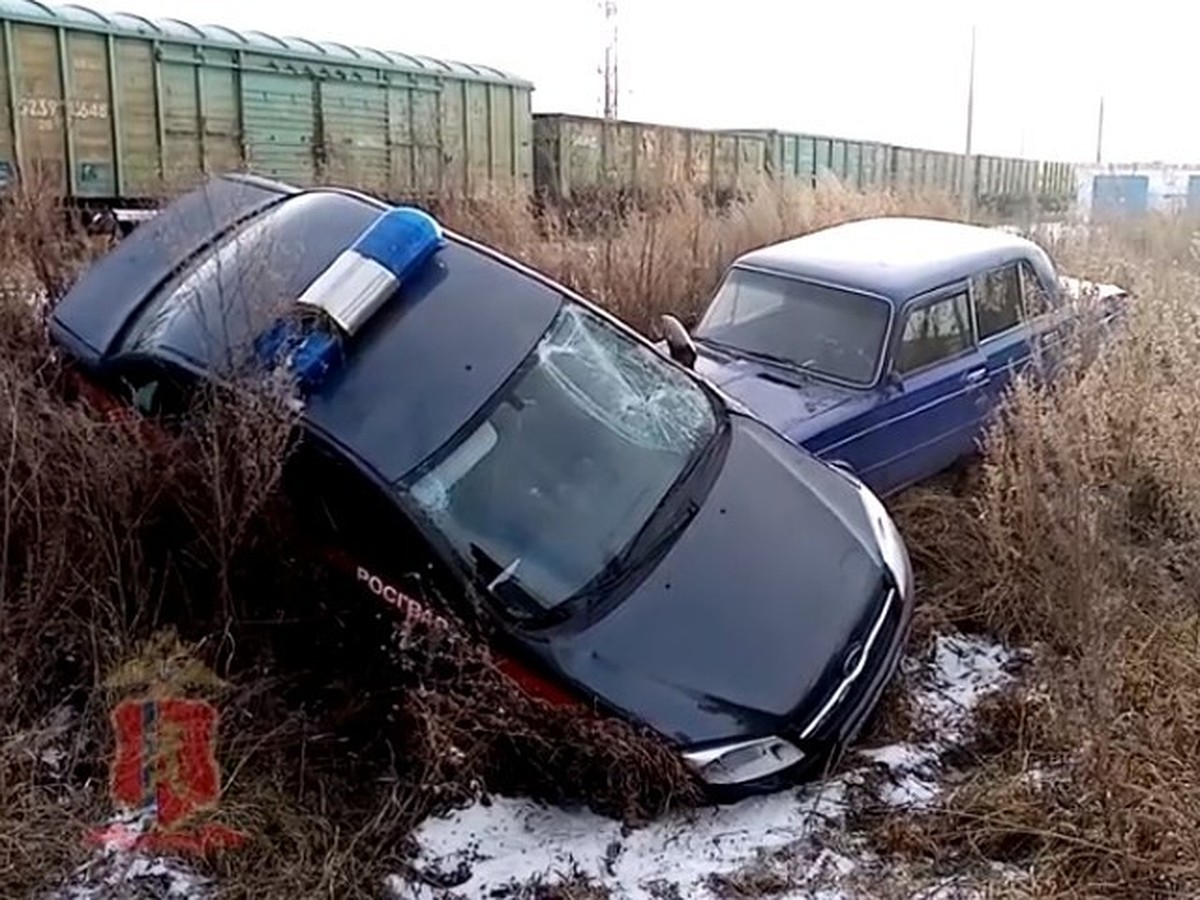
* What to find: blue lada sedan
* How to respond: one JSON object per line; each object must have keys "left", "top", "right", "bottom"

{"left": 662, "top": 216, "right": 1128, "bottom": 498}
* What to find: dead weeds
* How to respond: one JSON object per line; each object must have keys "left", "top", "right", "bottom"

{"left": 9, "top": 173, "right": 1200, "bottom": 899}
{"left": 860, "top": 219, "right": 1200, "bottom": 896}
{"left": 0, "top": 177, "right": 956, "bottom": 898}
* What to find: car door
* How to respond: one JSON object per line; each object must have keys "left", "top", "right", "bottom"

{"left": 1015, "top": 258, "right": 1066, "bottom": 380}
{"left": 860, "top": 284, "right": 990, "bottom": 494}
{"left": 969, "top": 261, "right": 1034, "bottom": 426}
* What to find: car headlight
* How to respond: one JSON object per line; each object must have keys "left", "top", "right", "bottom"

{"left": 857, "top": 485, "right": 914, "bottom": 600}
{"left": 681, "top": 736, "right": 806, "bottom": 785}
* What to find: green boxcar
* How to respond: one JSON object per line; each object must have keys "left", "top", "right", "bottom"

{"left": 893, "top": 146, "right": 915, "bottom": 190}
{"left": 0, "top": 0, "right": 533, "bottom": 203}
{"left": 924, "top": 150, "right": 938, "bottom": 191}
{"left": 973, "top": 156, "right": 988, "bottom": 197}
{"left": 829, "top": 139, "right": 846, "bottom": 181}
{"left": 949, "top": 154, "right": 963, "bottom": 194}
{"left": 861, "top": 142, "right": 884, "bottom": 188}
{"left": 752, "top": 130, "right": 819, "bottom": 185}
{"left": 735, "top": 130, "right": 878, "bottom": 190}
{"left": 930, "top": 151, "right": 947, "bottom": 191}
{"left": 533, "top": 113, "right": 768, "bottom": 204}
{"left": 844, "top": 141, "right": 862, "bottom": 189}
{"left": 984, "top": 156, "right": 1001, "bottom": 196}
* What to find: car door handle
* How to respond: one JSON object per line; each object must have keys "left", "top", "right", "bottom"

{"left": 964, "top": 368, "right": 988, "bottom": 386}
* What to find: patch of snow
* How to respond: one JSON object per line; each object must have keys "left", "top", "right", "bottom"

{"left": 391, "top": 631, "right": 1023, "bottom": 899}
{"left": 909, "top": 862, "right": 1028, "bottom": 899}
{"left": 1059, "top": 273, "right": 1128, "bottom": 303}
{"left": 44, "top": 811, "right": 213, "bottom": 900}
{"left": 854, "top": 633, "right": 1019, "bottom": 813}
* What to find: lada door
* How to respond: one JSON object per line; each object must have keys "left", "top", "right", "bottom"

{"left": 860, "top": 283, "right": 990, "bottom": 494}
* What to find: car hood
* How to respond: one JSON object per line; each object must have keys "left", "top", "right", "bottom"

{"left": 546, "top": 412, "right": 890, "bottom": 747}
{"left": 692, "top": 347, "right": 873, "bottom": 445}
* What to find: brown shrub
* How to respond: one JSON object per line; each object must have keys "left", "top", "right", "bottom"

{"left": 876, "top": 218, "right": 1200, "bottom": 896}
{"left": 433, "top": 178, "right": 959, "bottom": 333}
{"left": 0, "top": 173, "right": 1028, "bottom": 897}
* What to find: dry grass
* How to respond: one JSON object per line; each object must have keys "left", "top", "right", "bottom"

{"left": 0, "top": 176, "right": 962, "bottom": 898}
{"left": 432, "top": 176, "right": 961, "bottom": 333}
{"left": 8, "top": 168, "right": 1200, "bottom": 899}
{"left": 870, "top": 218, "right": 1200, "bottom": 896}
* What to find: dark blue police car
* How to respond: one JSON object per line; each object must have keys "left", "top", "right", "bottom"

{"left": 48, "top": 174, "right": 916, "bottom": 796}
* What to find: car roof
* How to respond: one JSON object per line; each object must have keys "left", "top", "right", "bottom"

{"left": 731, "top": 216, "right": 1055, "bottom": 303}
{"left": 54, "top": 183, "right": 565, "bottom": 485}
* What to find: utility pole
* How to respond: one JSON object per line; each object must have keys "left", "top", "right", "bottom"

{"left": 602, "top": 0, "right": 619, "bottom": 119}
{"left": 1095, "top": 95, "right": 1105, "bottom": 164}
{"left": 962, "top": 22, "right": 977, "bottom": 221}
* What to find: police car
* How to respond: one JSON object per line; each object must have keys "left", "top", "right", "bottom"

{"left": 49, "top": 173, "right": 916, "bottom": 797}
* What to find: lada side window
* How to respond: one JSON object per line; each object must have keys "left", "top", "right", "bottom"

{"left": 972, "top": 264, "right": 1023, "bottom": 339}
{"left": 1018, "top": 259, "right": 1052, "bottom": 319}
{"left": 895, "top": 291, "right": 972, "bottom": 375}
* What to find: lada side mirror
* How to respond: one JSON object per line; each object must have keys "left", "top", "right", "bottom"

{"left": 660, "top": 314, "right": 697, "bottom": 370}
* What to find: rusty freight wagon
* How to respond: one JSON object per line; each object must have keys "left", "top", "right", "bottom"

{"left": 532, "top": 112, "right": 769, "bottom": 216}
{"left": 0, "top": 0, "right": 533, "bottom": 217}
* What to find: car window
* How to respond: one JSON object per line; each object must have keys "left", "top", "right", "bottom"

{"left": 693, "top": 267, "right": 892, "bottom": 386}
{"left": 106, "top": 361, "right": 198, "bottom": 422}
{"left": 1018, "top": 259, "right": 1052, "bottom": 319}
{"left": 287, "top": 442, "right": 439, "bottom": 585}
{"left": 402, "top": 302, "right": 721, "bottom": 622}
{"left": 895, "top": 291, "right": 972, "bottom": 375}
{"left": 972, "top": 264, "right": 1023, "bottom": 339}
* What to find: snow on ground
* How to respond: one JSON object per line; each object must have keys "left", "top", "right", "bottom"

{"left": 390, "top": 632, "right": 1024, "bottom": 899}
{"left": 43, "top": 809, "right": 214, "bottom": 900}
{"left": 35, "top": 632, "right": 1023, "bottom": 899}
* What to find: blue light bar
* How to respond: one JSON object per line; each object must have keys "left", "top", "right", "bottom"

{"left": 352, "top": 206, "right": 444, "bottom": 284}
{"left": 295, "top": 205, "right": 445, "bottom": 337}
{"left": 252, "top": 203, "right": 446, "bottom": 394}
{"left": 251, "top": 317, "right": 344, "bottom": 392}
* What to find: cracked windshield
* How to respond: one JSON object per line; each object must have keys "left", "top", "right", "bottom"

{"left": 406, "top": 304, "right": 717, "bottom": 616}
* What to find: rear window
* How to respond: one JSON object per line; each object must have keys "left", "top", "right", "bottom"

{"left": 124, "top": 191, "right": 384, "bottom": 371}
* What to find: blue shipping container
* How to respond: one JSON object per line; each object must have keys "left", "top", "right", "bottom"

{"left": 1092, "top": 174, "right": 1149, "bottom": 217}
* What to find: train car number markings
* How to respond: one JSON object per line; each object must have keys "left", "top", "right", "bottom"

{"left": 18, "top": 97, "right": 109, "bottom": 120}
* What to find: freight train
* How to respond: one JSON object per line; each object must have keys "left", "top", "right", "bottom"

{"left": 0, "top": 0, "right": 1078, "bottom": 229}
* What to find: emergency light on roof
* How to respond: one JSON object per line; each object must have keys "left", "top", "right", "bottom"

{"left": 295, "top": 205, "right": 445, "bottom": 337}
{"left": 251, "top": 205, "right": 445, "bottom": 392}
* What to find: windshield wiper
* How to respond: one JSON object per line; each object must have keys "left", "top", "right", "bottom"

{"left": 568, "top": 421, "right": 724, "bottom": 611}
{"left": 573, "top": 497, "right": 700, "bottom": 606}
{"left": 468, "top": 543, "right": 546, "bottom": 622}
{"left": 695, "top": 335, "right": 814, "bottom": 380}
{"left": 737, "top": 347, "right": 816, "bottom": 378}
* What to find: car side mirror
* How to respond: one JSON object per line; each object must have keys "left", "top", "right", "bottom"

{"left": 884, "top": 366, "right": 904, "bottom": 393}
{"left": 660, "top": 314, "right": 697, "bottom": 369}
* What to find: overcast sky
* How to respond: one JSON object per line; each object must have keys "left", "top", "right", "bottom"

{"left": 80, "top": 0, "right": 1196, "bottom": 164}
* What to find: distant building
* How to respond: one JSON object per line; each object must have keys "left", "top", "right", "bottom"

{"left": 1075, "top": 162, "right": 1200, "bottom": 219}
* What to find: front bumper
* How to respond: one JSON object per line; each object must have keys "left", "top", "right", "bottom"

{"left": 683, "top": 573, "right": 916, "bottom": 795}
